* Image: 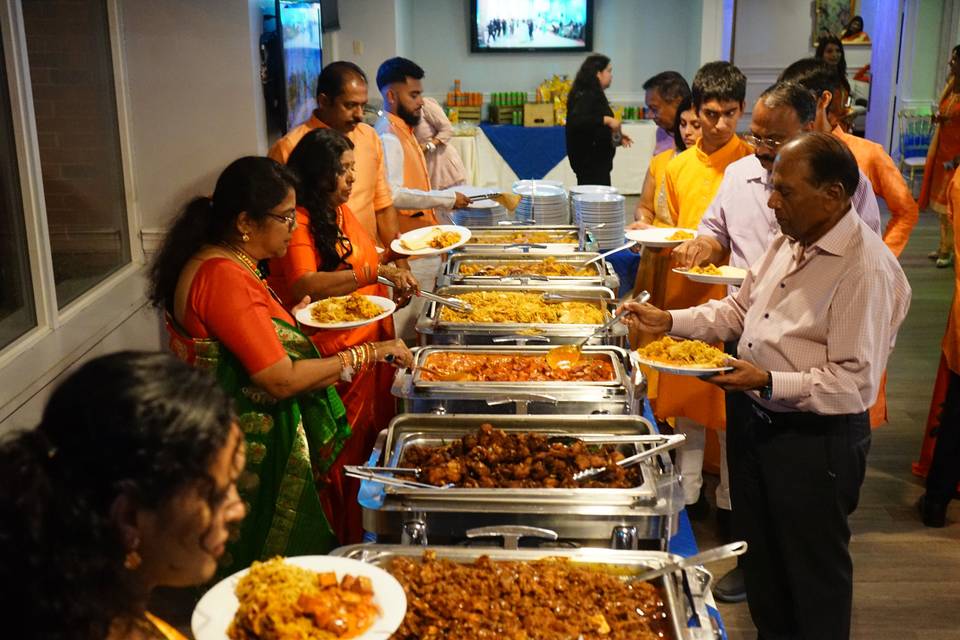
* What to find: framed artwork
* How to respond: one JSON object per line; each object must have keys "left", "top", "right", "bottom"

{"left": 813, "top": 0, "right": 855, "bottom": 46}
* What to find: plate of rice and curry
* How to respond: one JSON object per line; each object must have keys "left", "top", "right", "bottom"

{"left": 624, "top": 227, "right": 697, "bottom": 248}
{"left": 633, "top": 336, "right": 733, "bottom": 376}
{"left": 296, "top": 293, "right": 396, "bottom": 330}
{"left": 391, "top": 224, "right": 471, "bottom": 256}
{"left": 191, "top": 556, "right": 407, "bottom": 640}
{"left": 672, "top": 264, "right": 748, "bottom": 286}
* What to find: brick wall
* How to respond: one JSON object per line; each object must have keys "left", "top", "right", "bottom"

{"left": 21, "top": 0, "right": 129, "bottom": 293}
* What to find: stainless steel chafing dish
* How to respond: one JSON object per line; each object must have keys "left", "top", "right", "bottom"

{"left": 415, "top": 284, "right": 628, "bottom": 346}
{"left": 438, "top": 251, "right": 620, "bottom": 292}
{"left": 393, "top": 345, "right": 639, "bottom": 415}
{"left": 458, "top": 224, "right": 597, "bottom": 253}
{"left": 332, "top": 529, "right": 722, "bottom": 640}
{"left": 357, "top": 414, "right": 683, "bottom": 550}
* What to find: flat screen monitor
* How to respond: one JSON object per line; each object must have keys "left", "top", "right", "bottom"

{"left": 470, "top": 0, "right": 593, "bottom": 53}
{"left": 278, "top": 1, "right": 322, "bottom": 131}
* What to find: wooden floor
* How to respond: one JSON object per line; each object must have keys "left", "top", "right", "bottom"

{"left": 692, "top": 209, "right": 960, "bottom": 639}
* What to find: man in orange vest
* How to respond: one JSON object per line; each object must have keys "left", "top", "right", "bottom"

{"left": 374, "top": 57, "right": 470, "bottom": 339}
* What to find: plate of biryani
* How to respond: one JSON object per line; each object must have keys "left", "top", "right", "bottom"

{"left": 191, "top": 556, "right": 407, "bottom": 640}
{"left": 625, "top": 227, "right": 697, "bottom": 248}
{"left": 391, "top": 224, "right": 471, "bottom": 256}
{"left": 296, "top": 293, "right": 396, "bottom": 329}
{"left": 672, "top": 264, "right": 747, "bottom": 286}
{"left": 633, "top": 336, "right": 733, "bottom": 376}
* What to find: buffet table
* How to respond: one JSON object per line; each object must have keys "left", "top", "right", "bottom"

{"left": 449, "top": 120, "right": 658, "bottom": 194}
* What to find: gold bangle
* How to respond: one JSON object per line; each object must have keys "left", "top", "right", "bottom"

{"left": 371, "top": 342, "right": 379, "bottom": 362}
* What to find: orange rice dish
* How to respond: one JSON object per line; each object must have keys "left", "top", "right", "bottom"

{"left": 310, "top": 293, "right": 382, "bottom": 324}
{"left": 687, "top": 264, "right": 723, "bottom": 275}
{"left": 636, "top": 336, "right": 727, "bottom": 368}
{"left": 228, "top": 557, "right": 379, "bottom": 640}
{"left": 666, "top": 230, "right": 694, "bottom": 241}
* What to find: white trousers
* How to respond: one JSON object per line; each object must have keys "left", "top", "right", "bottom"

{"left": 391, "top": 255, "right": 442, "bottom": 343}
{"left": 676, "top": 417, "right": 730, "bottom": 510}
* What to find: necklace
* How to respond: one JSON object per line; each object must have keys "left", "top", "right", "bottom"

{"left": 221, "top": 242, "right": 263, "bottom": 280}
{"left": 219, "top": 242, "right": 289, "bottom": 310}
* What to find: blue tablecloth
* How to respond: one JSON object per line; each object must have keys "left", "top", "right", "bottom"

{"left": 479, "top": 123, "right": 567, "bottom": 180}
{"left": 606, "top": 246, "right": 641, "bottom": 298}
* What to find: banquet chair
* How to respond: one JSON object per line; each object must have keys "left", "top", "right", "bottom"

{"left": 898, "top": 108, "right": 933, "bottom": 190}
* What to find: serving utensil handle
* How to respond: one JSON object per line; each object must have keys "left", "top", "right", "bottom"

{"left": 631, "top": 541, "right": 748, "bottom": 583}
{"left": 465, "top": 525, "right": 559, "bottom": 550}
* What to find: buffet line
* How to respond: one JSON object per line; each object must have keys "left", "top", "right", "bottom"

{"left": 198, "top": 212, "right": 741, "bottom": 639}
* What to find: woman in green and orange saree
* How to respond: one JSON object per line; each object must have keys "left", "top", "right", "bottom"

{"left": 148, "top": 157, "right": 412, "bottom": 576}
{"left": 269, "top": 129, "right": 419, "bottom": 544}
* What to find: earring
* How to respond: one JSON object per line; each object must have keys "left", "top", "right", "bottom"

{"left": 124, "top": 535, "right": 142, "bottom": 570}
{"left": 242, "top": 232, "right": 250, "bottom": 242}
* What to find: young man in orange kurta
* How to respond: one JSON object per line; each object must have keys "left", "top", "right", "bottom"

{"left": 372, "top": 57, "right": 470, "bottom": 340}
{"left": 268, "top": 61, "right": 405, "bottom": 266}
{"left": 659, "top": 61, "right": 753, "bottom": 517}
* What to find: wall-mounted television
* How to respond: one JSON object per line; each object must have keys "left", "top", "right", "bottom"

{"left": 470, "top": 0, "right": 593, "bottom": 53}
{"left": 278, "top": 1, "right": 323, "bottom": 131}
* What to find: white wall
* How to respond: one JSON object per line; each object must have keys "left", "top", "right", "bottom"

{"left": 329, "top": 0, "right": 703, "bottom": 104}
{"left": 124, "top": 0, "right": 267, "bottom": 238}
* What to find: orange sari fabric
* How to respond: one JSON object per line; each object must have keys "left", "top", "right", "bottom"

{"left": 269, "top": 204, "right": 397, "bottom": 543}
{"left": 919, "top": 84, "right": 960, "bottom": 213}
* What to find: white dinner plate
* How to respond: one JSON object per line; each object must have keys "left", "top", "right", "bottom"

{"left": 295, "top": 295, "right": 396, "bottom": 329}
{"left": 625, "top": 227, "right": 698, "bottom": 248}
{"left": 672, "top": 266, "right": 747, "bottom": 286}
{"left": 391, "top": 224, "right": 471, "bottom": 256}
{"left": 633, "top": 354, "right": 733, "bottom": 377}
{"left": 191, "top": 555, "right": 407, "bottom": 640}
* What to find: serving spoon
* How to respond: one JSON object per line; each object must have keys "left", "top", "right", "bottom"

{"left": 545, "top": 290, "right": 650, "bottom": 370}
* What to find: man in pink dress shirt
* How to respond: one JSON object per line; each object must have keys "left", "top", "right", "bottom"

{"left": 668, "top": 81, "right": 883, "bottom": 604}
{"left": 622, "top": 133, "right": 911, "bottom": 640}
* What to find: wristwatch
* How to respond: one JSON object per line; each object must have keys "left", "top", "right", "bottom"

{"left": 759, "top": 371, "right": 773, "bottom": 400}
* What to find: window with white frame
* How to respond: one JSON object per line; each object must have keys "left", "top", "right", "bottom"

{"left": 0, "top": 0, "right": 135, "bottom": 358}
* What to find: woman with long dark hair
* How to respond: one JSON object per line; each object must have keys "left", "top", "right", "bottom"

{"left": 565, "top": 53, "right": 632, "bottom": 185}
{"left": 148, "top": 156, "right": 412, "bottom": 571}
{"left": 0, "top": 351, "right": 246, "bottom": 639}
{"left": 815, "top": 35, "right": 847, "bottom": 79}
{"left": 270, "top": 128, "right": 416, "bottom": 543}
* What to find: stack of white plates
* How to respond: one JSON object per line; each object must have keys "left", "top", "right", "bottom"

{"left": 568, "top": 184, "right": 619, "bottom": 223}
{"left": 452, "top": 200, "right": 509, "bottom": 227}
{"left": 572, "top": 193, "right": 626, "bottom": 250}
{"left": 513, "top": 182, "right": 569, "bottom": 224}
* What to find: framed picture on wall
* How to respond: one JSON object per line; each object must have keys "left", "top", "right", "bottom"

{"left": 813, "top": 0, "right": 869, "bottom": 46}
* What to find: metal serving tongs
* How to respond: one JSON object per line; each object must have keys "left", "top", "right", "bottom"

{"left": 544, "top": 290, "right": 650, "bottom": 370}
{"left": 631, "top": 541, "right": 748, "bottom": 583}
{"left": 467, "top": 191, "right": 522, "bottom": 212}
{"left": 377, "top": 276, "right": 473, "bottom": 313}
{"left": 571, "top": 432, "right": 686, "bottom": 481}
{"left": 542, "top": 292, "right": 618, "bottom": 304}
{"left": 343, "top": 465, "right": 453, "bottom": 490}
{"left": 583, "top": 240, "right": 640, "bottom": 266}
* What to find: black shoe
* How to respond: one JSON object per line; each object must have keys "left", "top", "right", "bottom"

{"left": 918, "top": 494, "right": 948, "bottom": 528}
{"left": 713, "top": 566, "right": 747, "bottom": 603}
{"left": 685, "top": 491, "right": 710, "bottom": 521}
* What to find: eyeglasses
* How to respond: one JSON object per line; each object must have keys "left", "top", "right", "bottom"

{"left": 742, "top": 133, "right": 786, "bottom": 150}
{"left": 266, "top": 212, "right": 297, "bottom": 230}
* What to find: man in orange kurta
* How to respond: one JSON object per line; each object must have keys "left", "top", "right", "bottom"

{"left": 659, "top": 61, "right": 753, "bottom": 515}
{"left": 780, "top": 58, "right": 914, "bottom": 427}
{"left": 372, "top": 57, "right": 471, "bottom": 340}
{"left": 268, "top": 61, "right": 405, "bottom": 265}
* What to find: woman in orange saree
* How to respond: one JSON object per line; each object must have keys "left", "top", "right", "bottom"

{"left": 920, "top": 45, "right": 960, "bottom": 267}
{"left": 270, "top": 128, "right": 419, "bottom": 543}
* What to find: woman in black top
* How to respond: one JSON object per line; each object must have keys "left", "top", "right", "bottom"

{"left": 565, "top": 54, "right": 632, "bottom": 185}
